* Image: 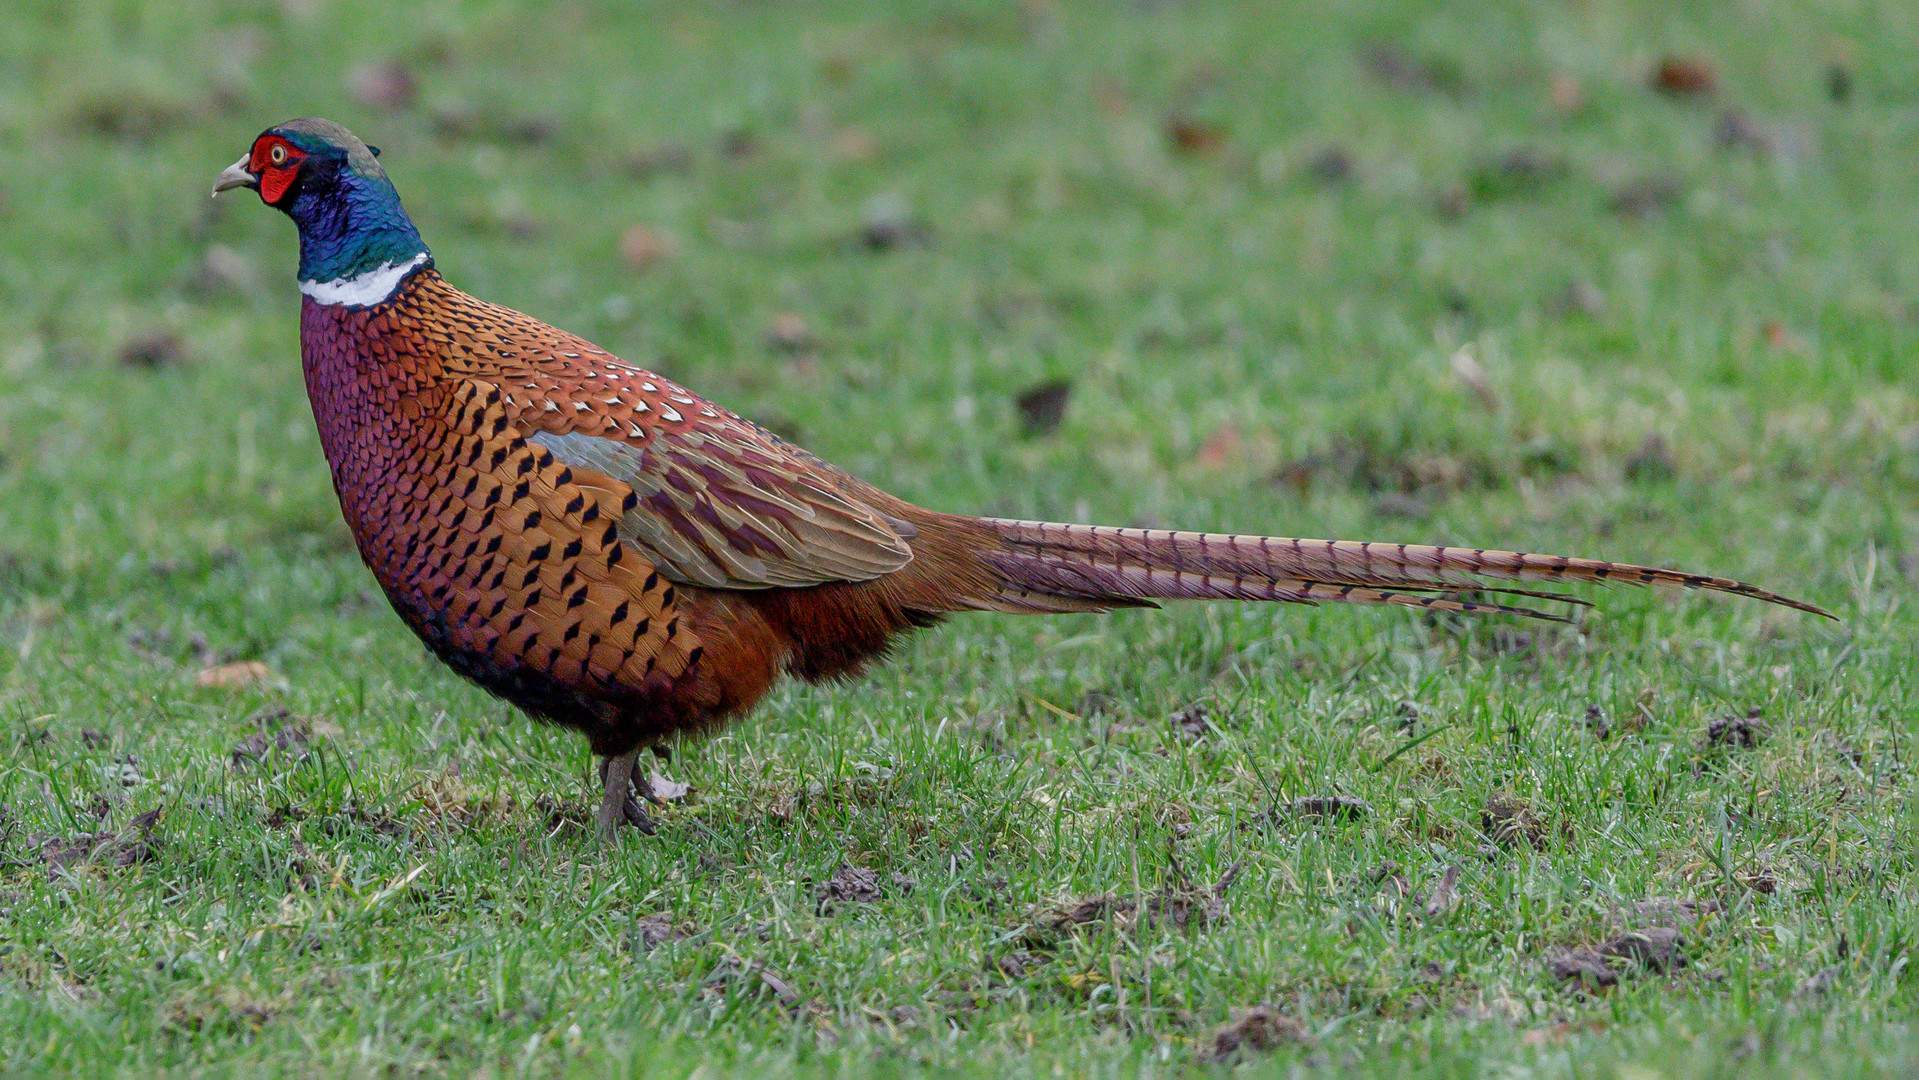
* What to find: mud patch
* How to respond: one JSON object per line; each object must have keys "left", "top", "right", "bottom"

{"left": 1547, "top": 926, "right": 1687, "bottom": 989}
{"left": 1171, "top": 701, "right": 1218, "bottom": 742}
{"left": 818, "top": 862, "right": 884, "bottom": 911}
{"left": 1206, "top": 1005, "right": 1313, "bottom": 1062}
{"left": 704, "top": 955, "right": 815, "bottom": 1022}
{"left": 162, "top": 986, "right": 282, "bottom": 1039}
{"left": 230, "top": 707, "right": 312, "bottom": 771}
{"left": 1014, "top": 379, "right": 1071, "bottom": 437}
{"left": 1010, "top": 860, "right": 1239, "bottom": 948}
{"left": 631, "top": 913, "right": 693, "bottom": 952}
{"left": 1480, "top": 794, "right": 1547, "bottom": 850}
{"left": 1705, "top": 707, "right": 1766, "bottom": 749}
{"left": 1608, "top": 897, "right": 1722, "bottom": 934}
{"left": 1284, "top": 795, "right": 1372, "bottom": 822}
{"left": 37, "top": 807, "right": 162, "bottom": 876}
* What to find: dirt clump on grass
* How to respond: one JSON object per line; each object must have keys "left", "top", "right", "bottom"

{"left": 1480, "top": 794, "right": 1547, "bottom": 849}
{"left": 1547, "top": 894, "right": 1718, "bottom": 988}
{"left": 1608, "top": 897, "right": 1722, "bottom": 933}
{"left": 161, "top": 986, "right": 283, "bottom": 1038}
{"left": 229, "top": 707, "right": 312, "bottom": 771}
{"left": 1547, "top": 925, "right": 1690, "bottom": 990}
{"left": 632, "top": 913, "right": 693, "bottom": 952}
{"left": 704, "top": 956, "right": 827, "bottom": 1026}
{"left": 1010, "top": 860, "right": 1239, "bottom": 949}
{"left": 37, "top": 807, "right": 162, "bottom": 877}
{"left": 1284, "top": 795, "right": 1372, "bottom": 822}
{"left": 1705, "top": 707, "right": 1767, "bottom": 749}
{"left": 1171, "top": 701, "right": 1226, "bottom": 741}
{"left": 1206, "top": 1005, "right": 1313, "bottom": 1062}
{"left": 409, "top": 769, "right": 518, "bottom": 829}
{"left": 817, "top": 862, "right": 884, "bottom": 910}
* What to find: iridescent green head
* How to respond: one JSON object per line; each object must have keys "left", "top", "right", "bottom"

{"left": 215, "top": 118, "right": 429, "bottom": 290}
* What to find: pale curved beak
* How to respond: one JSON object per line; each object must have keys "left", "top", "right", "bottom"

{"left": 212, "top": 155, "right": 258, "bottom": 197}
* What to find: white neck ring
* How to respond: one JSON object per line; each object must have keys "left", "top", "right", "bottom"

{"left": 299, "top": 253, "right": 429, "bottom": 307}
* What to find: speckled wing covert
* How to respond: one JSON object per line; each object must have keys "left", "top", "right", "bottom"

{"left": 427, "top": 283, "right": 915, "bottom": 591}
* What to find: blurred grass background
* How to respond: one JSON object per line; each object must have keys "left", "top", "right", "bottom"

{"left": 0, "top": 1, "right": 1913, "bottom": 1076}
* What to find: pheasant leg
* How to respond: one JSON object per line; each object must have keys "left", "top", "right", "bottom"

{"left": 596, "top": 750, "right": 642, "bottom": 840}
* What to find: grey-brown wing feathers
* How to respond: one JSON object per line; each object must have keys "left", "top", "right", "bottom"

{"left": 529, "top": 428, "right": 912, "bottom": 589}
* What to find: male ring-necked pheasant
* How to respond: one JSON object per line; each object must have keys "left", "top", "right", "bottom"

{"left": 216, "top": 119, "right": 1830, "bottom": 838}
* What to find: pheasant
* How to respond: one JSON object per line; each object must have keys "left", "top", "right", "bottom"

{"left": 215, "top": 119, "right": 1830, "bottom": 839}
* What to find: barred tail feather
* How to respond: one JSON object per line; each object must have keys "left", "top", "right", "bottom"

{"left": 974, "top": 519, "right": 1832, "bottom": 621}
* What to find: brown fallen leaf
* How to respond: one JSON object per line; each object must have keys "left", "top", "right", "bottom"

{"left": 643, "top": 771, "right": 690, "bottom": 803}
{"left": 1304, "top": 146, "right": 1356, "bottom": 186}
{"left": 623, "top": 142, "right": 693, "bottom": 179}
{"left": 1022, "top": 892, "right": 1129, "bottom": 943}
{"left": 1171, "top": 701, "right": 1215, "bottom": 741}
{"left": 195, "top": 661, "right": 271, "bottom": 689}
{"left": 710, "top": 955, "right": 800, "bottom": 1009}
{"left": 1761, "top": 320, "right": 1808, "bottom": 353}
{"left": 1608, "top": 176, "right": 1683, "bottom": 219}
{"left": 1422, "top": 864, "right": 1462, "bottom": 920}
{"left": 1166, "top": 115, "right": 1227, "bottom": 155}
{"left": 1549, "top": 75, "right": 1585, "bottom": 116}
{"left": 766, "top": 312, "right": 815, "bottom": 352}
{"left": 1361, "top": 44, "right": 1465, "bottom": 96}
{"left": 39, "top": 807, "right": 162, "bottom": 876}
{"left": 1625, "top": 433, "right": 1676, "bottom": 484}
{"left": 229, "top": 708, "right": 311, "bottom": 771}
{"left": 1796, "top": 965, "right": 1842, "bottom": 997}
{"left": 860, "top": 192, "right": 926, "bottom": 249}
{"left": 1651, "top": 56, "right": 1717, "bottom": 97}
{"left": 991, "top": 950, "right": 1048, "bottom": 978}
{"left": 1448, "top": 346, "right": 1500, "bottom": 411}
{"left": 618, "top": 224, "right": 677, "bottom": 270}
{"left": 1195, "top": 423, "right": 1243, "bottom": 468}
{"left": 1826, "top": 62, "right": 1852, "bottom": 104}
{"left": 1145, "top": 860, "right": 1239, "bottom": 932}
{"left": 818, "top": 862, "right": 884, "bottom": 910}
{"left": 1551, "top": 279, "right": 1606, "bottom": 318}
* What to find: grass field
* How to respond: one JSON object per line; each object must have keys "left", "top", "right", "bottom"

{"left": 1, "top": 1, "right": 1914, "bottom": 1075}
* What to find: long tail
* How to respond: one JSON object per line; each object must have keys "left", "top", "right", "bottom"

{"left": 967, "top": 519, "right": 1832, "bottom": 622}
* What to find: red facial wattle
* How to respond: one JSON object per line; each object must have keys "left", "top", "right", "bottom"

{"left": 248, "top": 137, "right": 304, "bottom": 205}
{"left": 260, "top": 165, "right": 297, "bottom": 204}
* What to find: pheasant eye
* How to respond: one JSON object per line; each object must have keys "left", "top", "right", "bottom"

{"left": 269, "top": 144, "right": 289, "bottom": 166}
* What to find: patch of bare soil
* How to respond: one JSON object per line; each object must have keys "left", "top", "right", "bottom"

{"left": 1205, "top": 1005, "right": 1313, "bottom": 1062}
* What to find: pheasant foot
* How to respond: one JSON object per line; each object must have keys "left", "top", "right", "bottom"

{"left": 596, "top": 751, "right": 656, "bottom": 840}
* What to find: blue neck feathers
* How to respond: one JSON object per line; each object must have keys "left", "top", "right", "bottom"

{"left": 287, "top": 169, "right": 429, "bottom": 284}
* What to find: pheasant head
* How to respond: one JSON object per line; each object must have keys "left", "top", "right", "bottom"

{"left": 214, "top": 117, "right": 429, "bottom": 304}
